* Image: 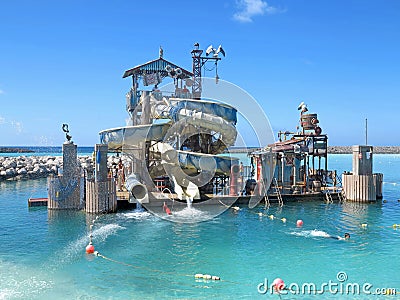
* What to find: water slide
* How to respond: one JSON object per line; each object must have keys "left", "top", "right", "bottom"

{"left": 99, "top": 97, "right": 238, "bottom": 177}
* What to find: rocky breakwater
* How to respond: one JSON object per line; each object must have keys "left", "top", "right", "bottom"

{"left": 0, "top": 155, "right": 132, "bottom": 181}
{"left": 0, "top": 156, "right": 62, "bottom": 181}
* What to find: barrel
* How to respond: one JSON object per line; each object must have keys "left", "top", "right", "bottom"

{"left": 301, "top": 113, "right": 318, "bottom": 130}
{"left": 312, "top": 180, "right": 321, "bottom": 192}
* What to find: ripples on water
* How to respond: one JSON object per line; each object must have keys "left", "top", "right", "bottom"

{"left": 0, "top": 155, "right": 400, "bottom": 299}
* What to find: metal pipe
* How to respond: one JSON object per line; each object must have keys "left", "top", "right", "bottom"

{"left": 125, "top": 174, "right": 149, "bottom": 204}
{"left": 281, "top": 153, "right": 285, "bottom": 186}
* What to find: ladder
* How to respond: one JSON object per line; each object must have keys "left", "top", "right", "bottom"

{"left": 338, "top": 189, "right": 346, "bottom": 203}
{"left": 274, "top": 178, "right": 284, "bottom": 207}
{"left": 325, "top": 190, "right": 333, "bottom": 203}
{"left": 264, "top": 193, "right": 270, "bottom": 209}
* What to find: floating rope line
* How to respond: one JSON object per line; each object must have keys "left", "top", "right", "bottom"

{"left": 92, "top": 249, "right": 400, "bottom": 296}
{"left": 90, "top": 245, "right": 259, "bottom": 287}
{"left": 85, "top": 213, "right": 231, "bottom": 286}
{"left": 86, "top": 203, "right": 399, "bottom": 295}
{"left": 218, "top": 200, "right": 240, "bottom": 212}
{"left": 359, "top": 223, "right": 400, "bottom": 230}
{"left": 94, "top": 251, "right": 228, "bottom": 283}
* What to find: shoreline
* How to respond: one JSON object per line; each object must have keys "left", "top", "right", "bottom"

{"left": 0, "top": 147, "right": 34, "bottom": 153}
{"left": 327, "top": 146, "right": 400, "bottom": 154}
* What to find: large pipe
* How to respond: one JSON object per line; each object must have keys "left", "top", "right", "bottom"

{"left": 125, "top": 174, "right": 149, "bottom": 204}
{"left": 229, "top": 164, "right": 240, "bottom": 196}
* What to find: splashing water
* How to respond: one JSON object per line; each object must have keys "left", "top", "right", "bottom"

{"left": 119, "top": 210, "right": 152, "bottom": 220}
{"left": 49, "top": 223, "right": 125, "bottom": 267}
{"left": 170, "top": 206, "right": 210, "bottom": 223}
{"left": 290, "top": 229, "right": 331, "bottom": 238}
{"left": 186, "top": 197, "right": 193, "bottom": 209}
{"left": 0, "top": 259, "right": 54, "bottom": 299}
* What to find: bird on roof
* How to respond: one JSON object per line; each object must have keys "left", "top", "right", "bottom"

{"left": 206, "top": 45, "right": 225, "bottom": 57}
{"left": 297, "top": 102, "right": 308, "bottom": 112}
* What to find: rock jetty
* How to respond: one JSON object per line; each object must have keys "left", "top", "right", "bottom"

{"left": 0, "top": 155, "right": 131, "bottom": 181}
{"left": 0, "top": 147, "right": 34, "bottom": 153}
{"left": 328, "top": 146, "right": 400, "bottom": 154}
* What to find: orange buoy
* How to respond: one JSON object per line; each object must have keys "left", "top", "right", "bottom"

{"left": 163, "top": 202, "right": 172, "bottom": 215}
{"left": 86, "top": 243, "right": 95, "bottom": 254}
{"left": 296, "top": 219, "right": 304, "bottom": 227}
{"left": 273, "top": 278, "right": 285, "bottom": 292}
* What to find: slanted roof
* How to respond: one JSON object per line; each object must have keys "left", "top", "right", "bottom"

{"left": 122, "top": 57, "right": 193, "bottom": 79}
{"left": 269, "top": 137, "right": 309, "bottom": 153}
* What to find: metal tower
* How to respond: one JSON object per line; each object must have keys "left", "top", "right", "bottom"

{"left": 191, "top": 43, "right": 203, "bottom": 100}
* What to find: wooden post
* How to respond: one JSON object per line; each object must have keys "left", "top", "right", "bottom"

{"left": 342, "top": 174, "right": 376, "bottom": 202}
{"left": 85, "top": 179, "right": 117, "bottom": 213}
{"left": 85, "top": 144, "right": 117, "bottom": 213}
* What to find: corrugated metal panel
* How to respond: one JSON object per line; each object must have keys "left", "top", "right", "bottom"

{"left": 123, "top": 58, "right": 193, "bottom": 78}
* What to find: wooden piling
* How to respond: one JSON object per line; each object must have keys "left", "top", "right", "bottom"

{"left": 373, "top": 173, "right": 383, "bottom": 199}
{"left": 85, "top": 144, "right": 117, "bottom": 214}
{"left": 85, "top": 179, "right": 117, "bottom": 213}
{"left": 342, "top": 145, "right": 383, "bottom": 202}
{"left": 342, "top": 174, "right": 376, "bottom": 202}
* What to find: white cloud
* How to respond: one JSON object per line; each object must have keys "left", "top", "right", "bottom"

{"left": 0, "top": 116, "right": 24, "bottom": 134}
{"left": 11, "top": 120, "right": 23, "bottom": 134}
{"left": 233, "top": 0, "right": 282, "bottom": 23}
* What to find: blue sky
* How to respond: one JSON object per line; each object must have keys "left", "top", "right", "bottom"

{"left": 1, "top": 0, "right": 399, "bottom": 146}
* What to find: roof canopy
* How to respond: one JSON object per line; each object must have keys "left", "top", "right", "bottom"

{"left": 123, "top": 57, "right": 193, "bottom": 79}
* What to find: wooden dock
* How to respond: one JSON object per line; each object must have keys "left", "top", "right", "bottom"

{"left": 28, "top": 197, "right": 48, "bottom": 207}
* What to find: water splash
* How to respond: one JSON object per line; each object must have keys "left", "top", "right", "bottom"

{"left": 47, "top": 223, "right": 125, "bottom": 268}
{"left": 0, "top": 260, "right": 53, "bottom": 300}
{"left": 170, "top": 206, "right": 210, "bottom": 223}
{"left": 290, "top": 229, "right": 331, "bottom": 238}
{"left": 119, "top": 211, "right": 152, "bottom": 220}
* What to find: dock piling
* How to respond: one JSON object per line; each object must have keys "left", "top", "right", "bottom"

{"left": 85, "top": 144, "right": 117, "bottom": 213}
{"left": 342, "top": 145, "right": 383, "bottom": 202}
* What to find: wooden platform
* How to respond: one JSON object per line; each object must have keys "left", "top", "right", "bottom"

{"left": 140, "top": 191, "right": 341, "bottom": 208}
{"left": 28, "top": 197, "right": 48, "bottom": 207}
{"left": 116, "top": 191, "right": 130, "bottom": 201}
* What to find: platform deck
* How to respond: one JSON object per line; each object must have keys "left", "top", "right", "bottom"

{"left": 28, "top": 197, "right": 48, "bottom": 207}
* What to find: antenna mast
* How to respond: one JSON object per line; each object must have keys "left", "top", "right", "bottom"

{"left": 191, "top": 42, "right": 224, "bottom": 100}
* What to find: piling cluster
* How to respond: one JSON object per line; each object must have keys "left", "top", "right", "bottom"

{"left": 0, "top": 155, "right": 131, "bottom": 181}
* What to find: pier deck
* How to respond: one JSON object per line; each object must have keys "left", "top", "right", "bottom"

{"left": 28, "top": 197, "right": 48, "bottom": 207}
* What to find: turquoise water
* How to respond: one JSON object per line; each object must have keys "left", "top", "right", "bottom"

{"left": 1, "top": 154, "right": 400, "bottom": 299}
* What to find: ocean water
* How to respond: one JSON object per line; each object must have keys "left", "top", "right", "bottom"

{"left": 0, "top": 154, "right": 399, "bottom": 299}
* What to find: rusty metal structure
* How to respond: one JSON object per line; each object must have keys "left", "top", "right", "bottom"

{"left": 250, "top": 102, "right": 339, "bottom": 201}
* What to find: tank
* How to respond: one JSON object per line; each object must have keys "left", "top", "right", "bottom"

{"left": 301, "top": 113, "right": 319, "bottom": 130}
